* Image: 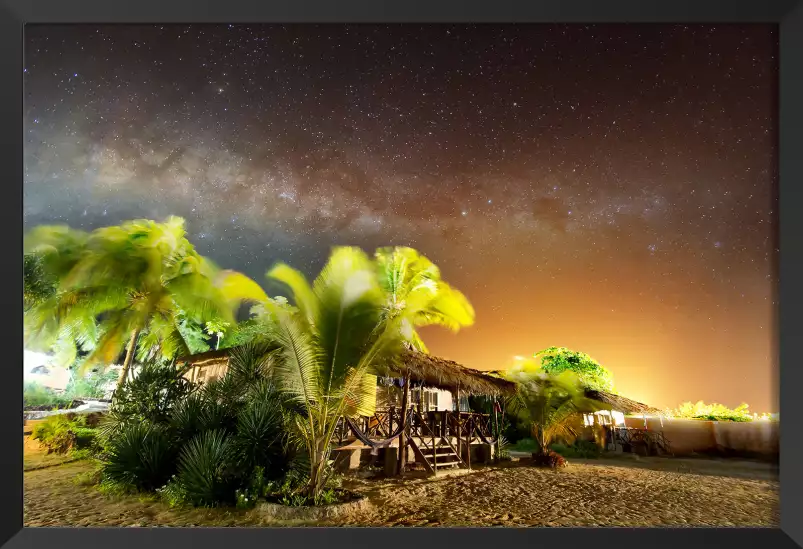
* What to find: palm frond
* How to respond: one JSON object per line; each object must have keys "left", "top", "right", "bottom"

{"left": 267, "top": 263, "right": 319, "bottom": 327}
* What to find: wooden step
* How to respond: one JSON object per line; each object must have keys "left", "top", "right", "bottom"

{"left": 434, "top": 460, "right": 461, "bottom": 467}
{"left": 420, "top": 446, "right": 456, "bottom": 455}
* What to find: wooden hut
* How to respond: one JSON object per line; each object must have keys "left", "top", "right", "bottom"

{"left": 176, "top": 347, "right": 515, "bottom": 475}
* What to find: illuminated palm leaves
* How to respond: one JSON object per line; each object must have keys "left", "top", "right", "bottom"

{"left": 374, "top": 246, "right": 475, "bottom": 352}
{"left": 502, "top": 358, "right": 598, "bottom": 455}
{"left": 262, "top": 247, "right": 403, "bottom": 497}
{"left": 23, "top": 216, "right": 262, "bottom": 380}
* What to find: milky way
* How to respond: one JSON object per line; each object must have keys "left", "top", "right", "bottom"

{"left": 23, "top": 24, "right": 778, "bottom": 410}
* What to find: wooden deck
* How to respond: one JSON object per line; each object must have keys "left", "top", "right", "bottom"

{"left": 333, "top": 407, "right": 501, "bottom": 475}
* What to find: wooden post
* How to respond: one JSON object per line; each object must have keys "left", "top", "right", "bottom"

{"left": 431, "top": 412, "right": 437, "bottom": 472}
{"left": 396, "top": 372, "right": 410, "bottom": 476}
{"left": 492, "top": 397, "right": 500, "bottom": 463}
{"left": 466, "top": 414, "right": 472, "bottom": 470}
{"left": 455, "top": 386, "right": 461, "bottom": 464}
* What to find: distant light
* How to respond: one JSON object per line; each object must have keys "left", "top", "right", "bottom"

{"left": 513, "top": 355, "right": 524, "bottom": 360}
{"left": 461, "top": 211, "right": 468, "bottom": 216}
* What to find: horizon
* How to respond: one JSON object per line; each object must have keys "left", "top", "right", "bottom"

{"left": 23, "top": 23, "right": 778, "bottom": 412}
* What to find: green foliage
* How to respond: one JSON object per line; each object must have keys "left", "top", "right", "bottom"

{"left": 157, "top": 478, "right": 190, "bottom": 508}
{"left": 502, "top": 359, "right": 598, "bottom": 458}
{"left": 261, "top": 247, "right": 406, "bottom": 499}
{"left": 534, "top": 347, "right": 616, "bottom": 393}
{"left": 374, "top": 246, "right": 475, "bottom": 353}
{"left": 23, "top": 382, "right": 73, "bottom": 409}
{"left": 32, "top": 414, "right": 96, "bottom": 455}
{"left": 23, "top": 217, "right": 263, "bottom": 385}
{"left": 496, "top": 435, "right": 512, "bottom": 461}
{"left": 64, "top": 369, "right": 118, "bottom": 400}
{"left": 511, "top": 437, "right": 539, "bottom": 453}
{"left": 100, "top": 344, "right": 295, "bottom": 508}
{"left": 174, "top": 430, "right": 235, "bottom": 506}
{"left": 665, "top": 401, "right": 755, "bottom": 422}
{"left": 551, "top": 440, "right": 602, "bottom": 459}
{"left": 101, "top": 422, "right": 175, "bottom": 491}
{"left": 23, "top": 253, "right": 57, "bottom": 310}
{"left": 103, "top": 362, "right": 194, "bottom": 430}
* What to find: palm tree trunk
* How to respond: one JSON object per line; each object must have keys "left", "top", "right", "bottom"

{"left": 115, "top": 327, "right": 141, "bottom": 391}
{"left": 396, "top": 372, "right": 410, "bottom": 476}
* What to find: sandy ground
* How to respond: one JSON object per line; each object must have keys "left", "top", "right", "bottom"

{"left": 23, "top": 455, "right": 778, "bottom": 527}
{"left": 23, "top": 436, "right": 83, "bottom": 471}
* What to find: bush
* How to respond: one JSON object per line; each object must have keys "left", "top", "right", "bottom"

{"left": 109, "top": 362, "right": 194, "bottom": 425}
{"left": 23, "top": 382, "right": 73, "bottom": 409}
{"left": 102, "top": 422, "right": 175, "bottom": 491}
{"left": 64, "top": 369, "right": 117, "bottom": 400}
{"left": 174, "top": 430, "right": 235, "bottom": 506}
{"left": 532, "top": 450, "right": 568, "bottom": 469}
{"left": 511, "top": 437, "right": 538, "bottom": 453}
{"left": 32, "top": 414, "right": 96, "bottom": 455}
{"left": 99, "top": 348, "right": 297, "bottom": 508}
{"left": 551, "top": 440, "right": 601, "bottom": 459}
{"left": 665, "top": 401, "right": 755, "bottom": 422}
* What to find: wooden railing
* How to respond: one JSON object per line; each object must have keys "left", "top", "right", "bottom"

{"left": 335, "top": 408, "right": 497, "bottom": 447}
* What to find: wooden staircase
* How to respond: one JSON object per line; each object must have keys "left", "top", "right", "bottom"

{"left": 409, "top": 436, "right": 465, "bottom": 474}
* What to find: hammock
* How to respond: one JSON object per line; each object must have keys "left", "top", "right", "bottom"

{"left": 344, "top": 411, "right": 411, "bottom": 455}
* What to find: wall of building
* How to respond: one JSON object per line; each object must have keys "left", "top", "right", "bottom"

{"left": 433, "top": 389, "right": 453, "bottom": 411}
{"left": 622, "top": 416, "right": 779, "bottom": 458}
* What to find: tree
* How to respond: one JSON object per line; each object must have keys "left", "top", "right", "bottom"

{"left": 502, "top": 358, "right": 597, "bottom": 459}
{"left": 23, "top": 253, "right": 57, "bottom": 310}
{"left": 24, "top": 217, "right": 261, "bottom": 390}
{"left": 534, "top": 347, "right": 616, "bottom": 393}
{"left": 255, "top": 247, "right": 407, "bottom": 501}
{"left": 373, "top": 246, "right": 475, "bottom": 352}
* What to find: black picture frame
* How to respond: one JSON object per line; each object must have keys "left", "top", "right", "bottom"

{"left": 2, "top": 1, "right": 801, "bottom": 549}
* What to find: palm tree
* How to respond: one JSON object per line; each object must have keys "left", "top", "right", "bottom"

{"left": 502, "top": 358, "right": 596, "bottom": 460}
{"left": 256, "top": 247, "right": 407, "bottom": 501}
{"left": 25, "top": 217, "right": 262, "bottom": 390}
{"left": 23, "top": 253, "right": 57, "bottom": 311}
{"left": 373, "top": 247, "right": 475, "bottom": 352}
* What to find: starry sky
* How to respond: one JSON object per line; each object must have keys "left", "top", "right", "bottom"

{"left": 23, "top": 24, "right": 778, "bottom": 412}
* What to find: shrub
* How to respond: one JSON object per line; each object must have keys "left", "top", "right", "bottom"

{"left": 99, "top": 347, "right": 297, "bottom": 508}
{"left": 64, "top": 369, "right": 117, "bottom": 400}
{"left": 532, "top": 450, "right": 568, "bottom": 469}
{"left": 32, "top": 414, "right": 95, "bottom": 455}
{"left": 512, "top": 437, "right": 538, "bottom": 453}
{"left": 665, "top": 401, "right": 755, "bottom": 422}
{"left": 23, "top": 382, "right": 73, "bottom": 409}
{"left": 109, "top": 362, "right": 194, "bottom": 425}
{"left": 157, "top": 478, "right": 190, "bottom": 508}
{"left": 496, "top": 435, "right": 512, "bottom": 461}
{"left": 174, "top": 429, "right": 235, "bottom": 506}
{"left": 230, "top": 394, "right": 291, "bottom": 478}
{"left": 551, "top": 440, "right": 602, "bottom": 459}
{"left": 102, "top": 422, "right": 175, "bottom": 491}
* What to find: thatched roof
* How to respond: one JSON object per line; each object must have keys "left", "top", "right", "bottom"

{"left": 176, "top": 348, "right": 515, "bottom": 397}
{"left": 585, "top": 389, "right": 661, "bottom": 415}
{"left": 382, "top": 352, "right": 518, "bottom": 397}
{"left": 486, "top": 369, "right": 659, "bottom": 414}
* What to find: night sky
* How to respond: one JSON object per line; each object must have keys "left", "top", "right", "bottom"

{"left": 23, "top": 24, "right": 778, "bottom": 412}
